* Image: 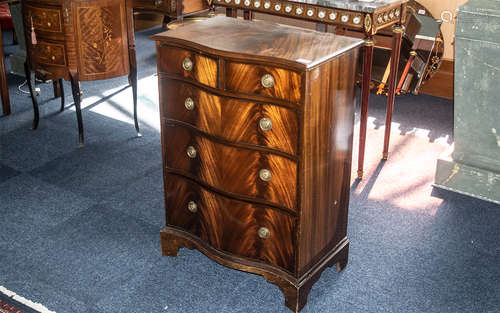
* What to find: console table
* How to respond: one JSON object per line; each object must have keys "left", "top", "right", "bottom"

{"left": 217, "top": 0, "right": 408, "bottom": 179}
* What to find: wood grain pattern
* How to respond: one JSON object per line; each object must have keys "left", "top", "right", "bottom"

{"left": 151, "top": 16, "right": 364, "bottom": 70}
{"left": 165, "top": 175, "right": 296, "bottom": 272}
{"left": 225, "top": 62, "right": 302, "bottom": 104}
{"left": 75, "top": 0, "right": 130, "bottom": 81}
{"left": 164, "top": 125, "right": 298, "bottom": 211}
{"left": 297, "top": 48, "right": 358, "bottom": 276}
{"left": 157, "top": 45, "right": 218, "bottom": 88}
{"left": 161, "top": 78, "right": 299, "bottom": 155}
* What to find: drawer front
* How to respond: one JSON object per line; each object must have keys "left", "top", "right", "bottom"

{"left": 225, "top": 62, "right": 302, "bottom": 104}
{"left": 26, "top": 4, "right": 63, "bottom": 34}
{"left": 165, "top": 175, "right": 296, "bottom": 272}
{"left": 32, "top": 40, "right": 67, "bottom": 67}
{"left": 158, "top": 46, "right": 218, "bottom": 88}
{"left": 164, "top": 125, "right": 297, "bottom": 211}
{"left": 162, "top": 79, "right": 299, "bottom": 155}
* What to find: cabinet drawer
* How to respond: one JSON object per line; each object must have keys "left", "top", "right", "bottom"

{"left": 164, "top": 125, "right": 297, "bottom": 211}
{"left": 25, "top": 4, "right": 63, "bottom": 34}
{"left": 165, "top": 175, "right": 296, "bottom": 272}
{"left": 162, "top": 79, "right": 299, "bottom": 155}
{"left": 225, "top": 62, "right": 302, "bottom": 104}
{"left": 158, "top": 45, "right": 218, "bottom": 88}
{"left": 32, "top": 40, "right": 67, "bottom": 67}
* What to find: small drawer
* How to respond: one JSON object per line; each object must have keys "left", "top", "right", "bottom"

{"left": 158, "top": 45, "right": 218, "bottom": 88}
{"left": 164, "top": 125, "right": 298, "bottom": 211}
{"left": 162, "top": 79, "right": 299, "bottom": 155}
{"left": 32, "top": 40, "right": 67, "bottom": 67}
{"left": 225, "top": 62, "right": 302, "bottom": 104}
{"left": 26, "top": 4, "right": 63, "bottom": 34}
{"left": 165, "top": 175, "right": 296, "bottom": 272}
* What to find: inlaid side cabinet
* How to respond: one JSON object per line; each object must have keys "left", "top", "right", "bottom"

{"left": 22, "top": 0, "right": 139, "bottom": 146}
{"left": 153, "top": 16, "right": 363, "bottom": 312}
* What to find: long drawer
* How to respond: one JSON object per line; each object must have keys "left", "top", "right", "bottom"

{"left": 163, "top": 124, "right": 298, "bottom": 211}
{"left": 165, "top": 174, "right": 296, "bottom": 272}
{"left": 162, "top": 79, "right": 299, "bottom": 155}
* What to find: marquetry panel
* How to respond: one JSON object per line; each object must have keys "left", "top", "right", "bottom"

{"left": 26, "top": 4, "right": 63, "bottom": 34}
{"left": 157, "top": 45, "right": 218, "bottom": 88}
{"left": 33, "top": 40, "right": 67, "bottom": 67}
{"left": 162, "top": 79, "right": 299, "bottom": 155}
{"left": 75, "top": 1, "right": 129, "bottom": 81}
{"left": 164, "top": 125, "right": 298, "bottom": 211}
{"left": 165, "top": 175, "right": 296, "bottom": 272}
{"left": 225, "top": 62, "right": 302, "bottom": 104}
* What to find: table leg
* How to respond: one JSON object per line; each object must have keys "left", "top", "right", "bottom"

{"left": 0, "top": 25, "right": 11, "bottom": 116}
{"left": 226, "top": 8, "right": 237, "bottom": 17}
{"left": 357, "top": 38, "right": 375, "bottom": 179}
{"left": 315, "top": 23, "right": 327, "bottom": 32}
{"left": 382, "top": 25, "right": 404, "bottom": 160}
{"left": 244, "top": 10, "right": 253, "bottom": 20}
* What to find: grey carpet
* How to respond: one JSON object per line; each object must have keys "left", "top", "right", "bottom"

{"left": 1, "top": 27, "right": 499, "bottom": 313}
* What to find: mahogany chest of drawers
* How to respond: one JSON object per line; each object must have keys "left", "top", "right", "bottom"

{"left": 153, "top": 16, "right": 363, "bottom": 312}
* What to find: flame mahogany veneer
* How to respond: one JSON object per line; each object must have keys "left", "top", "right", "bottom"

{"left": 153, "top": 16, "right": 363, "bottom": 312}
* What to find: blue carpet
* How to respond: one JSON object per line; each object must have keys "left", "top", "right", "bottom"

{"left": 0, "top": 26, "right": 499, "bottom": 313}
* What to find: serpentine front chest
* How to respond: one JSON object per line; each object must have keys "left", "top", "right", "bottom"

{"left": 153, "top": 16, "right": 363, "bottom": 312}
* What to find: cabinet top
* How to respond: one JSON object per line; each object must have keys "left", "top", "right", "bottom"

{"left": 287, "top": 0, "right": 408, "bottom": 13}
{"left": 151, "top": 16, "right": 363, "bottom": 70}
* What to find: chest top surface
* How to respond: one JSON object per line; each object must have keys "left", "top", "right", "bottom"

{"left": 152, "top": 16, "right": 363, "bottom": 70}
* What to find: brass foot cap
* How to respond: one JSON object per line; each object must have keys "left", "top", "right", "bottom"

{"left": 382, "top": 152, "right": 388, "bottom": 160}
{"left": 357, "top": 170, "right": 363, "bottom": 179}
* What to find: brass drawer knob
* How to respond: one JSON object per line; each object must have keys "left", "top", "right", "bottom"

{"left": 259, "top": 169, "right": 272, "bottom": 182}
{"left": 187, "top": 201, "right": 198, "bottom": 213}
{"left": 259, "top": 117, "right": 272, "bottom": 131}
{"left": 261, "top": 74, "right": 275, "bottom": 88}
{"left": 258, "top": 227, "right": 270, "bottom": 239}
{"left": 186, "top": 146, "right": 197, "bottom": 159}
{"left": 184, "top": 97, "right": 195, "bottom": 111}
{"left": 51, "top": 56, "right": 56, "bottom": 61}
{"left": 154, "top": 0, "right": 163, "bottom": 7}
{"left": 182, "top": 57, "right": 193, "bottom": 71}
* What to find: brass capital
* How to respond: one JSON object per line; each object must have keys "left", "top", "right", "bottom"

{"left": 392, "top": 25, "right": 405, "bottom": 34}
{"left": 364, "top": 39, "right": 375, "bottom": 47}
{"left": 409, "top": 50, "right": 417, "bottom": 56}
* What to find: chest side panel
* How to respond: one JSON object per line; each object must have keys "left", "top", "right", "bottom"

{"left": 297, "top": 49, "right": 359, "bottom": 276}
